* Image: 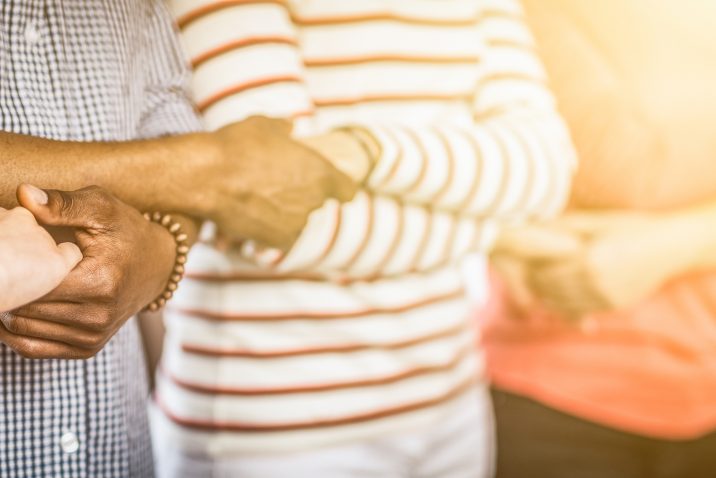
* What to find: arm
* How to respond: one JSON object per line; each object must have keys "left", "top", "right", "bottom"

{"left": 495, "top": 202, "right": 716, "bottom": 318}
{"left": 176, "top": 0, "right": 574, "bottom": 279}
{"left": 262, "top": 0, "right": 575, "bottom": 278}
{"left": 340, "top": 0, "right": 576, "bottom": 221}
{"left": 0, "top": 3, "right": 356, "bottom": 359}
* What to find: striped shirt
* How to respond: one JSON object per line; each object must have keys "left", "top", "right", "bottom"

{"left": 0, "top": 1, "right": 200, "bottom": 477}
{"left": 157, "top": 0, "right": 576, "bottom": 455}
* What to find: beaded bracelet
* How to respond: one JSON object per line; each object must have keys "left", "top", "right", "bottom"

{"left": 142, "top": 212, "right": 190, "bottom": 312}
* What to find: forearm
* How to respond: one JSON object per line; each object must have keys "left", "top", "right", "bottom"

{"left": 348, "top": 111, "right": 575, "bottom": 222}
{"left": 0, "top": 131, "right": 217, "bottom": 215}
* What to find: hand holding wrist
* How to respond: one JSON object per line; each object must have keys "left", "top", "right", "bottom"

{"left": 192, "top": 117, "right": 358, "bottom": 248}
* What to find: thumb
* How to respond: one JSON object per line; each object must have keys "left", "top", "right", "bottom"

{"left": 57, "top": 242, "right": 83, "bottom": 270}
{"left": 325, "top": 165, "right": 359, "bottom": 203}
{"left": 17, "top": 184, "right": 96, "bottom": 228}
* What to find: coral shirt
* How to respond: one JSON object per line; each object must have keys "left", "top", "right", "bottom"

{"left": 481, "top": 271, "right": 716, "bottom": 439}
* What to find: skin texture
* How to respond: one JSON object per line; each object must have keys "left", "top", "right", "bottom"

{"left": 0, "top": 117, "right": 357, "bottom": 359}
{"left": 0, "top": 117, "right": 357, "bottom": 248}
{"left": 0, "top": 201, "right": 82, "bottom": 312}
{"left": 0, "top": 185, "right": 176, "bottom": 359}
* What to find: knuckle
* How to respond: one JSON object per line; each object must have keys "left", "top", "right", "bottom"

{"left": 56, "top": 190, "right": 77, "bottom": 217}
{"left": 80, "top": 186, "right": 118, "bottom": 219}
{"left": 87, "top": 335, "right": 106, "bottom": 349}
{"left": 96, "top": 309, "right": 116, "bottom": 329}
{"left": 74, "top": 332, "right": 104, "bottom": 349}
{"left": 14, "top": 341, "right": 45, "bottom": 360}
{"left": 93, "top": 268, "right": 120, "bottom": 301}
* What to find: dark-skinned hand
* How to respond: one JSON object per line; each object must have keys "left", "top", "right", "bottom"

{"left": 0, "top": 184, "right": 175, "bottom": 360}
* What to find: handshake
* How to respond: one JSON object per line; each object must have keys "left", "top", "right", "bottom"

{"left": 0, "top": 117, "right": 370, "bottom": 359}
{"left": 492, "top": 210, "right": 703, "bottom": 320}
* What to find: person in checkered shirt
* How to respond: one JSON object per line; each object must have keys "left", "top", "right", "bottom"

{"left": 0, "top": 1, "right": 355, "bottom": 476}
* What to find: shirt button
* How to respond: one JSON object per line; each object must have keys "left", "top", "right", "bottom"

{"left": 60, "top": 431, "right": 79, "bottom": 454}
{"left": 24, "top": 22, "right": 40, "bottom": 46}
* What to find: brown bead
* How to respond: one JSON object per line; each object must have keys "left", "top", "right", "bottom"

{"left": 162, "top": 291, "right": 174, "bottom": 300}
{"left": 175, "top": 233, "right": 188, "bottom": 243}
{"left": 152, "top": 212, "right": 162, "bottom": 222}
{"left": 147, "top": 302, "right": 159, "bottom": 312}
{"left": 177, "top": 245, "right": 190, "bottom": 254}
{"left": 161, "top": 214, "right": 172, "bottom": 226}
{"left": 167, "top": 282, "right": 178, "bottom": 292}
{"left": 170, "top": 274, "right": 181, "bottom": 283}
{"left": 176, "top": 255, "right": 187, "bottom": 265}
{"left": 174, "top": 264, "right": 185, "bottom": 274}
{"left": 143, "top": 212, "right": 152, "bottom": 221}
{"left": 156, "top": 298, "right": 166, "bottom": 308}
{"left": 169, "top": 223, "right": 181, "bottom": 233}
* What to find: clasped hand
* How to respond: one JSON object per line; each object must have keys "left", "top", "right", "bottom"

{"left": 0, "top": 185, "right": 175, "bottom": 359}
{"left": 493, "top": 211, "right": 694, "bottom": 319}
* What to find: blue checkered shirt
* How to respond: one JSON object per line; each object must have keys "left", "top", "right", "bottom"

{"left": 0, "top": 1, "right": 201, "bottom": 476}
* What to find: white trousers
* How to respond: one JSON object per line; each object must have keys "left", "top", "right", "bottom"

{"left": 152, "top": 384, "right": 495, "bottom": 478}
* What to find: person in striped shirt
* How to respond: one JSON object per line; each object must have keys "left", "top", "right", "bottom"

{"left": 152, "top": 0, "right": 576, "bottom": 476}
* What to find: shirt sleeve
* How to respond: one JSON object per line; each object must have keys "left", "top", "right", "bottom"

{"left": 347, "top": 0, "right": 576, "bottom": 221}
{"left": 258, "top": 0, "right": 576, "bottom": 278}
{"left": 176, "top": 0, "right": 576, "bottom": 279}
{"left": 138, "top": 0, "right": 203, "bottom": 139}
{"left": 261, "top": 191, "right": 496, "bottom": 279}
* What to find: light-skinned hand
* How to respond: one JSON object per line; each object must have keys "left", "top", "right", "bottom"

{"left": 0, "top": 184, "right": 176, "bottom": 360}
{"left": 0, "top": 193, "right": 82, "bottom": 312}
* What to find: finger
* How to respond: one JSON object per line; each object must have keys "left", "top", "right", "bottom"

{"left": 0, "top": 321, "right": 98, "bottom": 360}
{"left": 495, "top": 225, "right": 583, "bottom": 260}
{"left": 57, "top": 242, "right": 83, "bottom": 270}
{"left": 12, "top": 301, "right": 103, "bottom": 330}
{"left": 324, "top": 165, "right": 359, "bottom": 203}
{"left": 18, "top": 184, "right": 111, "bottom": 229}
{"left": 0, "top": 313, "right": 103, "bottom": 349}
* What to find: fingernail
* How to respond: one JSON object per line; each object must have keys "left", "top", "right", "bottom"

{"left": 24, "top": 184, "right": 48, "bottom": 205}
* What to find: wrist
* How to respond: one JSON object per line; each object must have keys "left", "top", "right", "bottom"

{"left": 111, "top": 132, "right": 219, "bottom": 218}
{"left": 144, "top": 212, "right": 190, "bottom": 310}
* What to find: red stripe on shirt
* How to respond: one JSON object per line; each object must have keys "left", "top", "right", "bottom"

{"left": 170, "top": 288, "right": 464, "bottom": 321}
{"left": 197, "top": 75, "right": 303, "bottom": 112}
{"left": 156, "top": 375, "right": 477, "bottom": 431}
{"left": 191, "top": 36, "right": 298, "bottom": 68}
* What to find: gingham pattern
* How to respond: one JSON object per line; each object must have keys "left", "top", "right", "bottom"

{"left": 0, "top": 1, "right": 201, "bottom": 476}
